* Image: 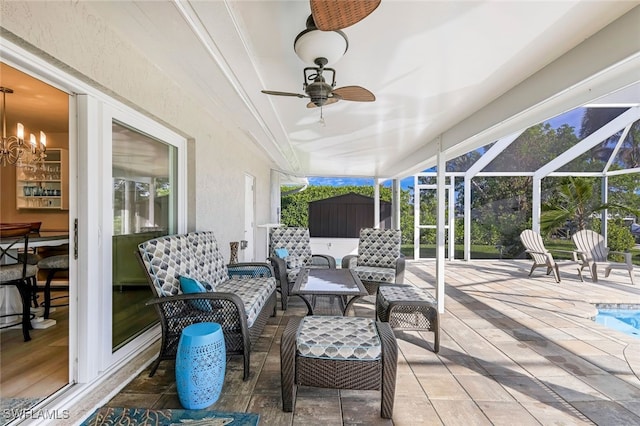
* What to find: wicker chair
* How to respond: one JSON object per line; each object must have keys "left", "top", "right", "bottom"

{"left": 572, "top": 229, "right": 636, "bottom": 285}
{"left": 342, "top": 228, "right": 405, "bottom": 294}
{"left": 268, "top": 227, "right": 336, "bottom": 310}
{"left": 137, "top": 231, "right": 277, "bottom": 379}
{"left": 281, "top": 316, "right": 397, "bottom": 419}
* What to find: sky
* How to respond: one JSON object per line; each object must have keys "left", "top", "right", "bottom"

{"left": 308, "top": 176, "right": 414, "bottom": 190}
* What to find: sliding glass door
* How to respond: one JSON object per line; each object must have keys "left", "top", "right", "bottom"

{"left": 111, "top": 121, "right": 178, "bottom": 351}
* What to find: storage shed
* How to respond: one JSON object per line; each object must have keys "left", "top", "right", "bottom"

{"left": 308, "top": 192, "right": 391, "bottom": 238}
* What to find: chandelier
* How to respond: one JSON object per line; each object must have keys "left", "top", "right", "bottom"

{"left": 0, "top": 86, "right": 46, "bottom": 167}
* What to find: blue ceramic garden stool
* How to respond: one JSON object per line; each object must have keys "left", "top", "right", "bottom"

{"left": 175, "top": 322, "right": 226, "bottom": 409}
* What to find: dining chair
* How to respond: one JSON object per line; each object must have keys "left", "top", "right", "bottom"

{"left": 15, "top": 221, "right": 42, "bottom": 307}
{"left": 37, "top": 254, "right": 70, "bottom": 319}
{"left": 0, "top": 224, "right": 37, "bottom": 341}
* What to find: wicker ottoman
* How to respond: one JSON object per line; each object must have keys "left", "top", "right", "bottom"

{"left": 376, "top": 284, "right": 440, "bottom": 353}
{"left": 281, "top": 316, "right": 397, "bottom": 419}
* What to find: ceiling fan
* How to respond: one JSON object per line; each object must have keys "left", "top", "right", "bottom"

{"left": 309, "top": 0, "right": 381, "bottom": 31}
{"left": 261, "top": 1, "right": 379, "bottom": 111}
{"left": 261, "top": 57, "right": 375, "bottom": 108}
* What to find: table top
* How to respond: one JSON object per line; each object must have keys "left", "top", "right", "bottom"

{"left": 292, "top": 268, "right": 367, "bottom": 296}
{"left": 0, "top": 233, "right": 69, "bottom": 249}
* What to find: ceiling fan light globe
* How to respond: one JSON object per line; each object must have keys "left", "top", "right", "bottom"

{"left": 293, "top": 28, "right": 348, "bottom": 66}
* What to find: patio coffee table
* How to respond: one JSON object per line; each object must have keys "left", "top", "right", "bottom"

{"left": 291, "top": 268, "right": 367, "bottom": 316}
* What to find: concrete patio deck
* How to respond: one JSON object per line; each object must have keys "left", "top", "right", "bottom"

{"left": 100, "top": 260, "right": 640, "bottom": 425}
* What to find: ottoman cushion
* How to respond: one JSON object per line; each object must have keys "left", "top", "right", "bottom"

{"left": 296, "top": 316, "right": 382, "bottom": 361}
{"left": 379, "top": 285, "right": 436, "bottom": 304}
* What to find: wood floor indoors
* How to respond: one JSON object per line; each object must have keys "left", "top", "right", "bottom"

{"left": 0, "top": 289, "right": 69, "bottom": 400}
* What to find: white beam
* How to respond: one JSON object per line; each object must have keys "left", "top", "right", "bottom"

{"left": 463, "top": 131, "right": 523, "bottom": 258}
{"left": 532, "top": 177, "right": 542, "bottom": 234}
{"left": 534, "top": 106, "right": 640, "bottom": 179}
{"left": 436, "top": 137, "right": 446, "bottom": 314}
{"left": 465, "top": 131, "right": 524, "bottom": 177}
{"left": 413, "top": 175, "right": 420, "bottom": 260}
{"left": 374, "top": 180, "right": 380, "bottom": 229}
{"left": 448, "top": 175, "right": 455, "bottom": 261}
{"left": 464, "top": 177, "right": 471, "bottom": 261}
{"left": 602, "top": 176, "right": 609, "bottom": 241}
{"left": 604, "top": 123, "right": 633, "bottom": 173}
{"left": 389, "top": 7, "right": 640, "bottom": 179}
{"left": 392, "top": 179, "right": 401, "bottom": 230}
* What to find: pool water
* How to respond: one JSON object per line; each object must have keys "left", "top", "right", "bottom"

{"left": 595, "top": 308, "right": 640, "bottom": 338}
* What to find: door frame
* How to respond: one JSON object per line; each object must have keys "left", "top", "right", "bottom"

{"left": 243, "top": 173, "right": 256, "bottom": 262}
{"left": 1, "top": 37, "right": 188, "bottom": 396}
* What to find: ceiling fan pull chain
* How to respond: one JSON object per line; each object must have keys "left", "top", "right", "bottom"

{"left": 319, "top": 105, "right": 326, "bottom": 126}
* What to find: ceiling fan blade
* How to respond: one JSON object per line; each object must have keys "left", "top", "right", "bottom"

{"left": 306, "top": 97, "right": 340, "bottom": 108}
{"left": 261, "top": 90, "right": 307, "bottom": 98}
{"left": 332, "top": 86, "right": 375, "bottom": 102}
{"left": 310, "top": 0, "right": 381, "bottom": 31}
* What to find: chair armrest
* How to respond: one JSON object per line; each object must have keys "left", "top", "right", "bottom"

{"left": 145, "top": 292, "right": 248, "bottom": 329}
{"left": 573, "top": 250, "right": 591, "bottom": 263}
{"left": 525, "top": 249, "right": 549, "bottom": 256}
{"left": 311, "top": 254, "right": 337, "bottom": 269}
{"left": 395, "top": 256, "right": 406, "bottom": 283}
{"left": 268, "top": 257, "right": 287, "bottom": 280}
{"left": 341, "top": 254, "right": 358, "bottom": 269}
{"left": 609, "top": 251, "right": 633, "bottom": 265}
{"left": 227, "top": 262, "right": 275, "bottom": 278}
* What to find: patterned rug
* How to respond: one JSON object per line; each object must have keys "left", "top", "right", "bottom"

{"left": 81, "top": 407, "right": 259, "bottom": 426}
{"left": 0, "top": 397, "right": 44, "bottom": 424}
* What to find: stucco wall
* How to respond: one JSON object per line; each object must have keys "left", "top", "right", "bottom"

{"left": 0, "top": 0, "right": 275, "bottom": 260}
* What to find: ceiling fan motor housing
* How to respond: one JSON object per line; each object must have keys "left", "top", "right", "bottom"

{"left": 306, "top": 80, "right": 334, "bottom": 106}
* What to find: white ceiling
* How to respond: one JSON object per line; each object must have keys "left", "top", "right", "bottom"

{"left": 23, "top": 1, "right": 640, "bottom": 179}
{"left": 0, "top": 63, "right": 68, "bottom": 134}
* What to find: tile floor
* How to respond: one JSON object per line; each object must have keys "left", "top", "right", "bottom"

{"left": 102, "top": 260, "right": 640, "bottom": 425}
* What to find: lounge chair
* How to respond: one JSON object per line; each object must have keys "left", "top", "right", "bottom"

{"left": 519, "top": 229, "right": 578, "bottom": 283}
{"left": 572, "top": 229, "right": 636, "bottom": 285}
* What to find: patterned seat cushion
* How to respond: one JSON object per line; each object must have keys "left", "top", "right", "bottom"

{"left": 269, "top": 228, "right": 313, "bottom": 285}
{"left": 296, "top": 316, "right": 381, "bottom": 361}
{"left": 37, "top": 254, "right": 69, "bottom": 270}
{"left": 357, "top": 228, "right": 401, "bottom": 269}
{"left": 286, "top": 267, "right": 302, "bottom": 285}
{"left": 217, "top": 276, "right": 276, "bottom": 327}
{"left": 379, "top": 285, "right": 436, "bottom": 304}
{"left": 139, "top": 232, "right": 228, "bottom": 297}
{"left": 352, "top": 265, "right": 396, "bottom": 283}
{"left": 0, "top": 264, "right": 38, "bottom": 282}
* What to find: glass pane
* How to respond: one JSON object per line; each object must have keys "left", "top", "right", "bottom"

{"left": 468, "top": 176, "right": 532, "bottom": 259}
{"left": 112, "top": 121, "right": 177, "bottom": 351}
{"left": 559, "top": 134, "right": 622, "bottom": 172}
{"left": 447, "top": 142, "right": 494, "bottom": 172}
{"left": 610, "top": 120, "right": 640, "bottom": 170}
{"left": 558, "top": 107, "right": 629, "bottom": 172}
{"left": 484, "top": 123, "right": 579, "bottom": 172}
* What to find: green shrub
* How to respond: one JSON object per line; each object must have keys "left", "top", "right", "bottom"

{"left": 607, "top": 221, "right": 636, "bottom": 252}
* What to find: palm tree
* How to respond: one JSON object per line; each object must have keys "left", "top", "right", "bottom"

{"left": 540, "top": 176, "right": 639, "bottom": 237}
